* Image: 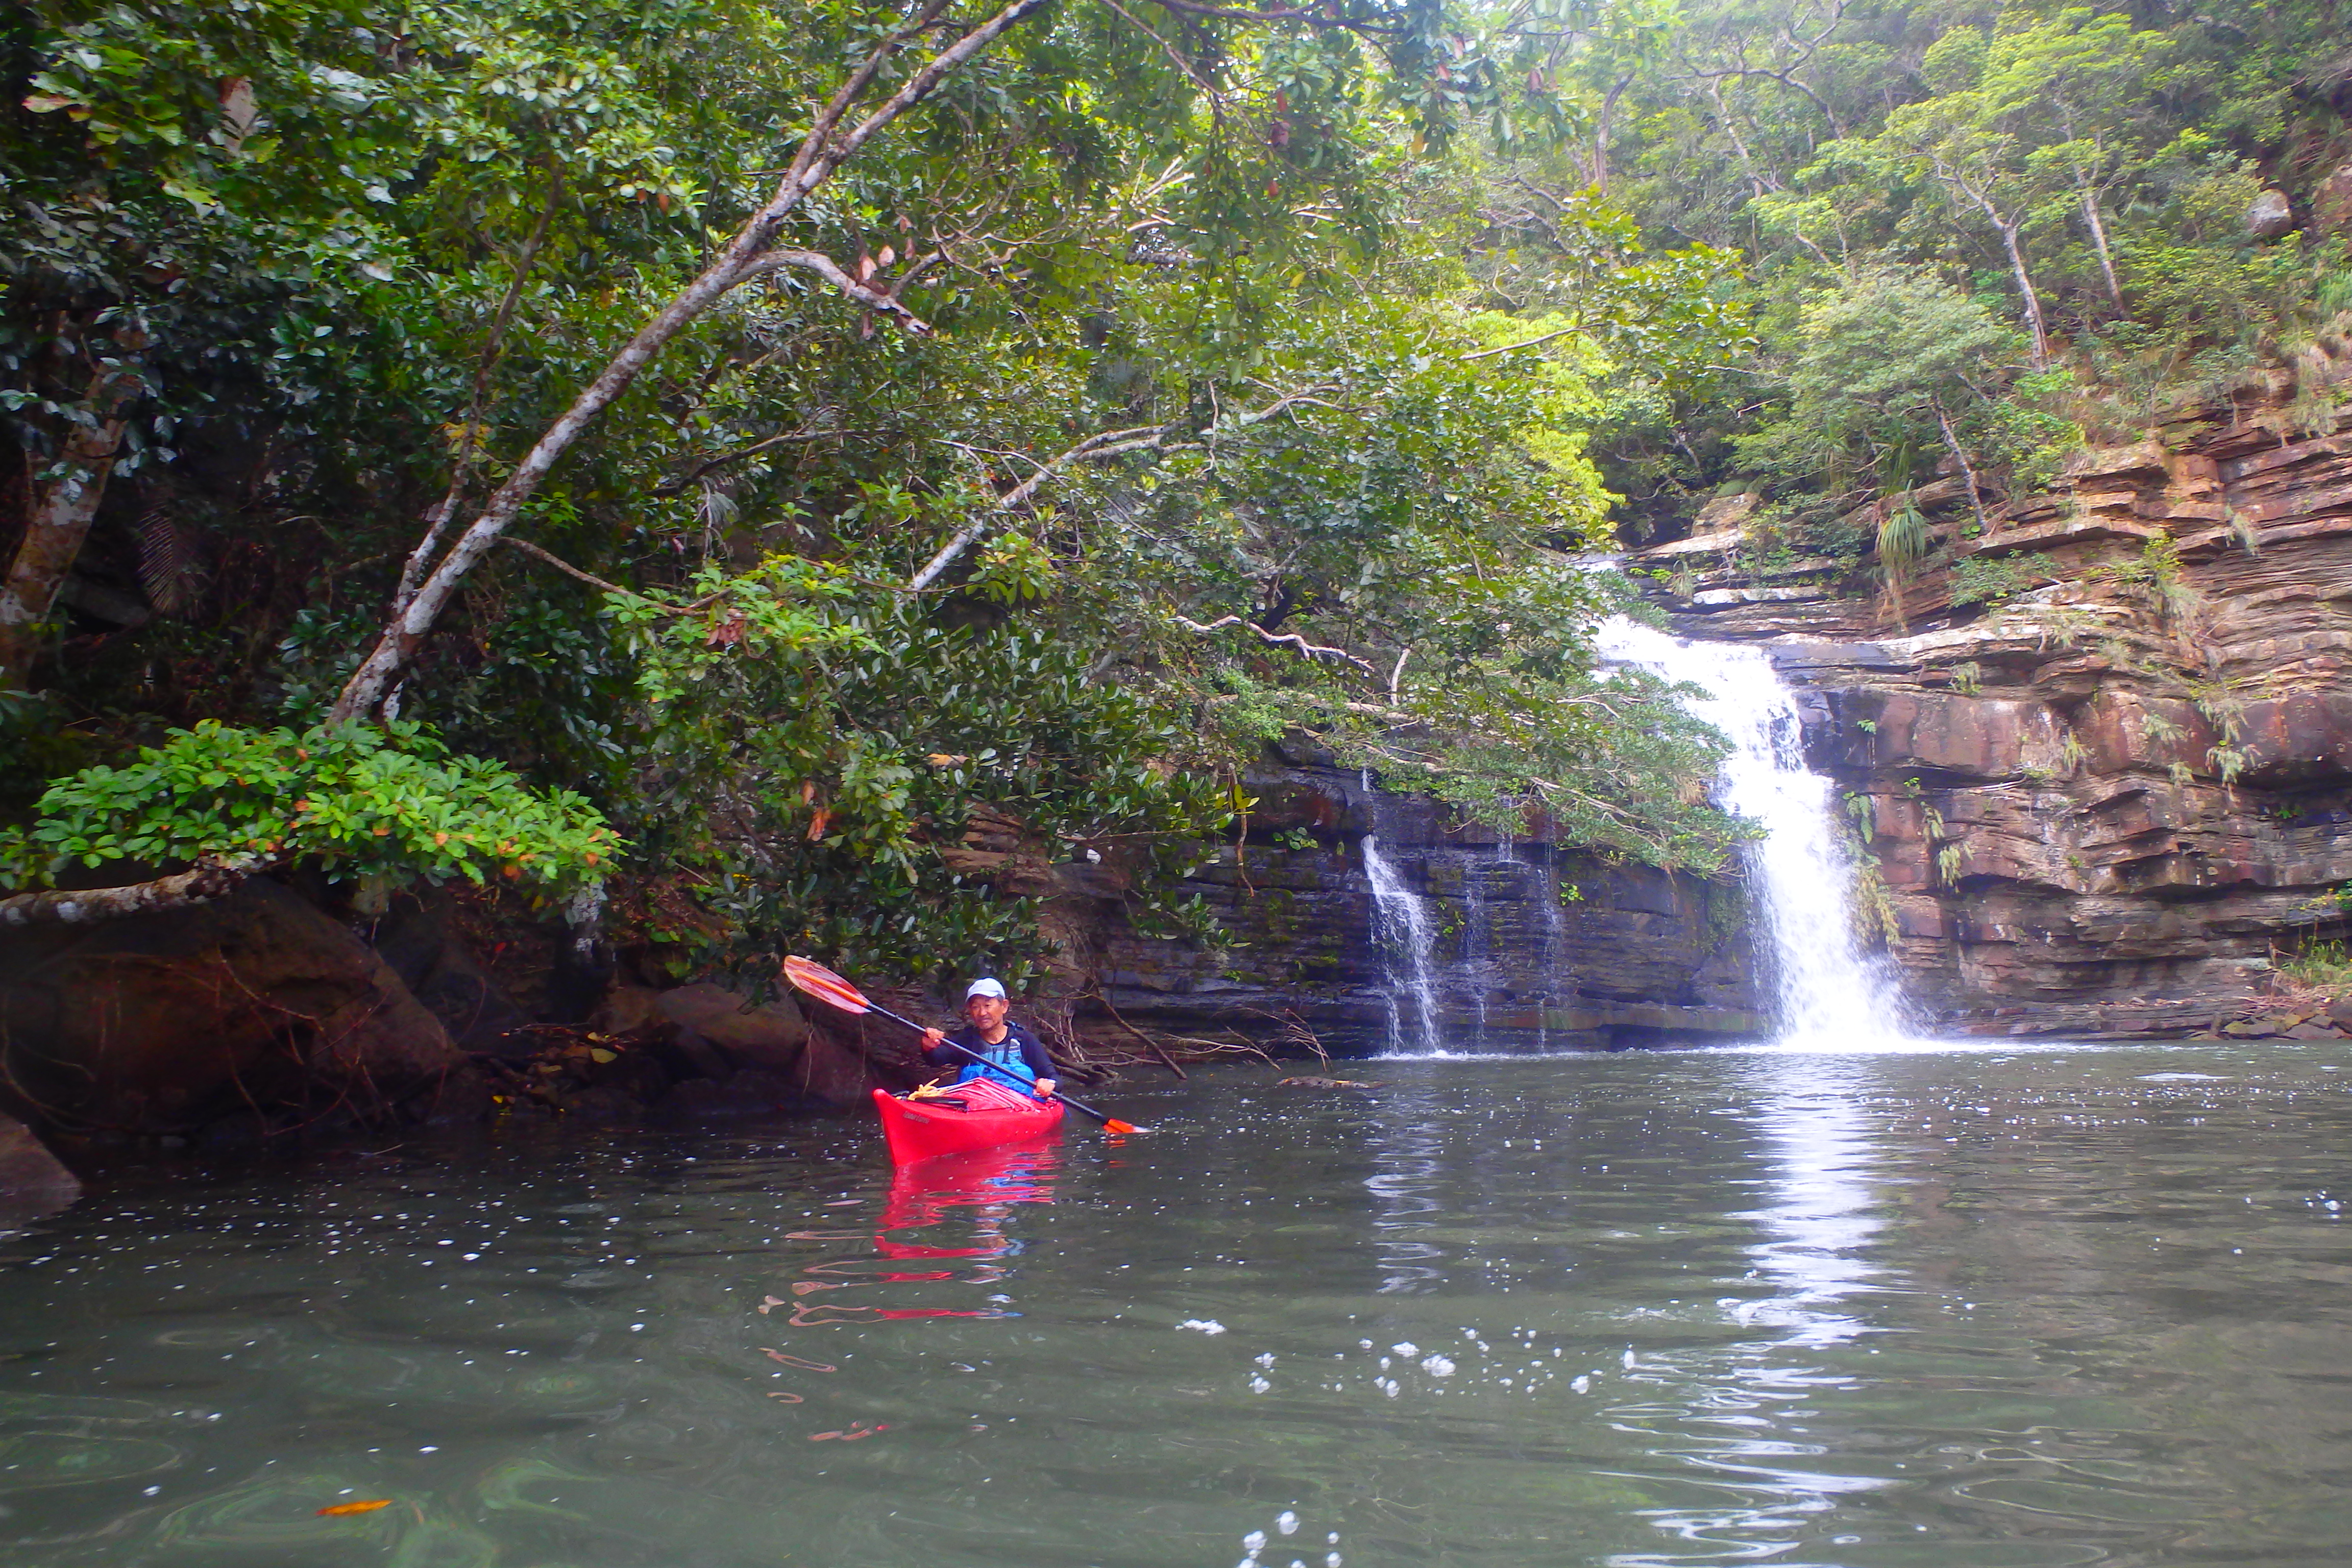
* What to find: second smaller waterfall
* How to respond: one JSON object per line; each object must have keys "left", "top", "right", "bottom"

{"left": 1362, "top": 832, "right": 1443, "bottom": 1055}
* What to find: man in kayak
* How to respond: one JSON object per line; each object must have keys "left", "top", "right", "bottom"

{"left": 920, "top": 978, "right": 1058, "bottom": 1100}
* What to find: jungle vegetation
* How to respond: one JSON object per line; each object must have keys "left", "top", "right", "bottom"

{"left": 1, "top": 0, "right": 2344, "bottom": 985}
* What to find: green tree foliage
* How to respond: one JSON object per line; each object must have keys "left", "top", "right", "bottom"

{"left": 1543, "top": 0, "right": 2351, "bottom": 539}
{"left": 0, "top": 719, "right": 612, "bottom": 900}
{"left": 0, "top": 0, "right": 1749, "bottom": 978}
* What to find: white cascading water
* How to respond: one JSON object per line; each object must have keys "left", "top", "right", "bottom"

{"left": 1362, "top": 833, "right": 1442, "bottom": 1055}
{"left": 1360, "top": 768, "right": 1444, "bottom": 1053}
{"left": 1596, "top": 618, "right": 1912, "bottom": 1046}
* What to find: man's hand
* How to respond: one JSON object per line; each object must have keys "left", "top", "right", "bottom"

{"left": 1034, "top": 1077, "right": 1057, "bottom": 1098}
{"left": 921, "top": 1027, "right": 945, "bottom": 1049}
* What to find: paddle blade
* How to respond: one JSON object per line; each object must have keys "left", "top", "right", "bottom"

{"left": 1103, "top": 1118, "right": 1138, "bottom": 1135}
{"left": 782, "top": 954, "right": 870, "bottom": 1015}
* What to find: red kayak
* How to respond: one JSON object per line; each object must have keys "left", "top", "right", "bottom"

{"left": 872, "top": 1079, "right": 1065, "bottom": 1163}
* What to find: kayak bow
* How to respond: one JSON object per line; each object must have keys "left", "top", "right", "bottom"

{"left": 871, "top": 1084, "right": 1065, "bottom": 1163}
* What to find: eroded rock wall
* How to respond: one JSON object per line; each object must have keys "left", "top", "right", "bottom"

{"left": 1052, "top": 758, "right": 1765, "bottom": 1056}
{"left": 1631, "top": 396, "right": 2352, "bottom": 1037}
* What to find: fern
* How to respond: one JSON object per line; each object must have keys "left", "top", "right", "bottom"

{"left": 135, "top": 505, "right": 203, "bottom": 616}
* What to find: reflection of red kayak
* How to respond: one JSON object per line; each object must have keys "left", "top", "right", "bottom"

{"left": 880, "top": 1138, "right": 1058, "bottom": 1257}
{"left": 872, "top": 1083, "right": 1065, "bottom": 1163}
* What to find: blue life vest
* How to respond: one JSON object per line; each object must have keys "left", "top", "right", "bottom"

{"left": 953, "top": 1024, "right": 1037, "bottom": 1087}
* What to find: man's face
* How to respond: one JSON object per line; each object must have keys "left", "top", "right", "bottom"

{"left": 964, "top": 993, "right": 1009, "bottom": 1030}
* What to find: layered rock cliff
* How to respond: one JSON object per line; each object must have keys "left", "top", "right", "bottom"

{"left": 1041, "top": 757, "right": 1764, "bottom": 1057}
{"left": 1627, "top": 370, "right": 2352, "bottom": 1037}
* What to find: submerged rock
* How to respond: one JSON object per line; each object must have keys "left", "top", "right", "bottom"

{"left": 0, "top": 1113, "right": 78, "bottom": 1234}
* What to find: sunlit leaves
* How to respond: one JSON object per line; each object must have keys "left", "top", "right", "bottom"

{"left": 0, "top": 719, "right": 616, "bottom": 894}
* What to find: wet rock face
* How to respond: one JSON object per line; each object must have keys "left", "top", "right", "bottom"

{"left": 1055, "top": 760, "right": 1765, "bottom": 1055}
{"left": 0, "top": 878, "right": 470, "bottom": 1137}
{"left": 1630, "top": 394, "right": 2352, "bottom": 1038}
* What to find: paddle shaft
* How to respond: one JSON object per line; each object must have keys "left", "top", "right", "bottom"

{"left": 859, "top": 999, "right": 1124, "bottom": 1128}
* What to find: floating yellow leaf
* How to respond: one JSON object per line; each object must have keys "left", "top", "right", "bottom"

{"left": 317, "top": 1499, "right": 394, "bottom": 1516}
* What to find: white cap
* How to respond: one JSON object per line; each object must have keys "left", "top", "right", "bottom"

{"left": 965, "top": 977, "right": 1008, "bottom": 1000}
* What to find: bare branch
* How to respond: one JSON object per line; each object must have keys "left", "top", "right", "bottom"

{"left": 0, "top": 342, "right": 145, "bottom": 688}
{"left": 1098, "top": 0, "right": 1221, "bottom": 98}
{"left": 1461, "top": 326, "right": 1579, "bottom": 361}
{"left": 1142, "top": 0, "right": 1400, "bottom": 32}
{"left": 909, "top": 423, "right": 1174, "bottom": 591}
{"left": 788, "top": 0, "right": 961, "bottom": 189}
{"left": 742, "top": 248, "right": 936, "bottom": 333}
{"left": 650, "top": 424, "right": 891, "bottom": 497}
{"left": 499, "top": 537, "right": 734, "bottom": 612}
{"left": 0, "top": 852, "right": 283, "bottom": 927}
{"left": 1172, "top": 614, "right": 1380, "bottom": 675}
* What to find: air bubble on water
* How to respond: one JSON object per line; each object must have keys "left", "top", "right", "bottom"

{"left": 1420, "top": 1355, "right": 1455, "bottom": 1376}
{"left": 1244, "top": 1531, "right": 1267, "bottom": 1553}
{"left": 1179, "top": 1319, "right": 1227, "bottom": 1335}
{"left": 1390, "top": 1342, "right": 1417, "bottom": 1357}
{"left": 1277, "top": 1511, "right": 1298, "bottom": 1535}
{"left": 1622, "top": 1348, "right": 1637, "bottom": 1367}
{"left": 1250, "top": 1375, "right": 1271, "bottom": 1393}
{"left": 1255, "top": 1353, "right": 1276, "bottom": 1368}
{"left": 1571, "top": 1375, "right": 1591, "bottom": 1392}
{"left": 1359, "top": 1339, "right": 1373, "bottom": 1350}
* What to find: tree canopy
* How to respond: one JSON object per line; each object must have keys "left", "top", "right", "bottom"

{"left": 9, "top": 0, "right": 2340, "bottom": 984}
{"left": 0, "top": 0, "right": 1750, "bottom": 983}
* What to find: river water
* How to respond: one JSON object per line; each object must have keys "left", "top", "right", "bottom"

{"left": 5, "top": 1043, "right": 2352, "bottom": 1567}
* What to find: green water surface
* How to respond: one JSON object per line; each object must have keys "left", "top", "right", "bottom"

{"left": 3, "top": 1041, "right": 2350, "bottom": 1567}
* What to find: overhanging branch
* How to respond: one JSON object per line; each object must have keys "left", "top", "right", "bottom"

{"left": 0, "top": 852, "right": 284, "bottom": 927}
{"left": 1172, "top": 614, "right": 1380, "bottom": 675}
{"left": 742, "top": 248, "right": 935, "bottom": 334}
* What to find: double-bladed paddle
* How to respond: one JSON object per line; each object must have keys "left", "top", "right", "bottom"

{"left": 782, "top": 955, "right": 1140, "bottom": 1134}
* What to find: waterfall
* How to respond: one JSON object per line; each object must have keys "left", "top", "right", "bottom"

{"left": 1360, "top": 771, "right": 1443, "bottom": 1054}
{"left": 1596, "top": 619, "right": 1912, "bottom": 1045}
{"left": 1539, "top": 850, "right": 1572, "bottom": 1052}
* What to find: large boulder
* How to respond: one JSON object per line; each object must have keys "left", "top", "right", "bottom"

{"left": 654, "top": 982, "right": 808, "bottom": 1068}
{"left": 649, "top": 979, "right": 893, "bottom": 1107}
{"left": 2247, "top": 188, "right": 2295, "bottom": 240}
{"left": 0, "top": 878, "right": 466, "bottom": 1137}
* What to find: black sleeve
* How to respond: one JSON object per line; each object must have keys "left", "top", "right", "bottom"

{"left": 1012, "top": 1023, "right": 1055, "bottom": 1080}
{"left": 922, "top": 1025, "right": 966, "bottom": 1068}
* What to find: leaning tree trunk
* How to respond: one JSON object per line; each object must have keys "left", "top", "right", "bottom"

{"left": 0, "top": 359, "right": 142, "bottom": 690}
{"left": 326, "top": 0, "right": 1049, "bottom": 723}
{"left": 1995, "top": 218, "right": 2051, "bottom": 372}
{"left": 2077, "top": 178, "right": 2124, "bottom": 309}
